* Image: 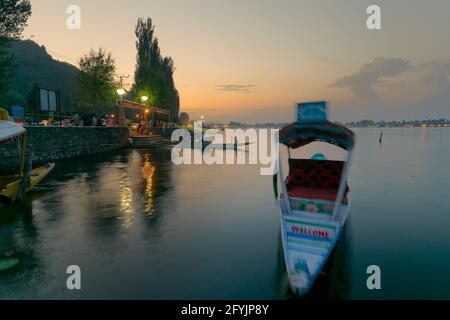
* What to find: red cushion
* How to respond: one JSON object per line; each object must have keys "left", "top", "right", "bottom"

{"left": 287, "top": 186, "right": 348, "bottom": 204}
{"left": 288, "top": 159, "right": 344, "bottom": 189}
{"left": 286, "top": 159, "right": 349, "bottom": 203}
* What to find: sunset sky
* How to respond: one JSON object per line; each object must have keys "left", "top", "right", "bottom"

{"left": 24, "top": 0, "right": 450, "bottom": 122}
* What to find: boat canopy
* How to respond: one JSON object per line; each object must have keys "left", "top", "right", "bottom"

{"left": 279, "top": 120, "right": 355, "bottom": 151}
{"left": 0, "top": 120, "right": 26, "bottom": 142}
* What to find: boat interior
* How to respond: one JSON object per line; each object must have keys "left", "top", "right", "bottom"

{"left": 285, "top": 158, "right": 349, "bottom": 204}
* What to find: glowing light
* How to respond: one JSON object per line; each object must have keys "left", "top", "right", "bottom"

{"left": 142, "top": 157, "right": 156, "bottom": 215}
{"left": 116, "top": 88, "right": 125, "bottom": 96}
{"left": 141, "top": 96, "right": 148, "bottom": 102}
{"left": 119, "top": 174, "right": 134, "bottom": 229}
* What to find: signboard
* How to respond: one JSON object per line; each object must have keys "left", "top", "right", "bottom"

{"left": 284, "top": 218, "right": 336, "bottom": 240}
{"left": 39, "top": 88, "right": 58, "bottom": 112}
{"left": 11, "top": 105, "right": 25, "bottom": 117}
{"left": 297, "top": 101, "right": 328, "bottom": 123}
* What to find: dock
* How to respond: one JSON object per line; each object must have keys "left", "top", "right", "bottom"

{"left": 129, "top": 133, "right": 173, "bottom": 149}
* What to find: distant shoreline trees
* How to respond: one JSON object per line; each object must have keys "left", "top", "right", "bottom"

{"left": 132, "top": 17, "right": 180, "bottom": 120}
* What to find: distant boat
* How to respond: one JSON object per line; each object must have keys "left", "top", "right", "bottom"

{"left": 199, "top": 140, "right": 254, "bottom": 150}
{"left": 211, "top": 142, "right": 253, "bottom": 150}
{"left": 0, "top": 121, "right": 55, "bottom": 203}
{"left": 274, "top": 101, "right": 355, "bottom": 296}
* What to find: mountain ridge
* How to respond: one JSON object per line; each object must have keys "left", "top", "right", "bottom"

{"left": 1, "top": 39, "right": 79, "bottom": 113}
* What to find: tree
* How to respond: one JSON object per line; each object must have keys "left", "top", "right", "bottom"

{"left": 0, "top": 89, "right": 26, "bottom": 107}
{"left": 132, "top": 17, "right": 179, "bottom": 120}
{"left": 76, "top": 48, "right": 117, "bottom": 113}
{"left": 0, "top": 0, "right": 32, "bottom": 39}
{"left": 0, "top": 42, "right": 15, "bottom": 92}
{"left": 0, "top": 0, "right": 32, "bottom": 92}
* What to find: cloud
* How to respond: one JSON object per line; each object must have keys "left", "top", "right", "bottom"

{"left": 331, "top": 57, "right": 410, "bottom": 104}
{"left": 413, "top": 58, "right": 450, "bottom": 96}
{"left": 216, "top": 84, "right": 256, "bottom": 93}
{"left": 331, "top": 57, "right": 450, "bottom": 120}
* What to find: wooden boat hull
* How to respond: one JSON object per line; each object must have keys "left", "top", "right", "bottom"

{"left": 279, "top": 199, "right": 349, "bottom": 296}
{"left": 0, "top": 163, "right": 55, "bottom": 202}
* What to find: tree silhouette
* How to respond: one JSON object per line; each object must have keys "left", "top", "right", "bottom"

{"left": 76, "top": 48, "right": 117, "bottom": 113}
{"left": 0, "top": 0, "right": 32, "bottom": 92}
{"left": 132, "top": 17, "right": 179, "bottom": 121}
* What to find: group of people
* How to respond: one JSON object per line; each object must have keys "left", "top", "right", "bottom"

{"left": 71, "top": 112, "right": 115, "bottom": 127}
{"left": 69, "top": 112, "right": 177, "bottom": 130}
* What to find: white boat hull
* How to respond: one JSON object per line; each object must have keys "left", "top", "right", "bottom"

{"left": 279, "top": 199, "right": 349, "bottom": 296}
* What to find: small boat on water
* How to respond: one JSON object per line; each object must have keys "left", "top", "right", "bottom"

{"left": 210, "top": 142, "right": 253, "bottom": 150}
{"left": 0, "top": 120, "right": 55, "bottom": 203}
{"left": 275, "top": 101, "right": 355, "bottom": 296}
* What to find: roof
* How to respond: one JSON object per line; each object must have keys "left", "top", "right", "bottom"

{"left": 119, "top": 99, "right": 171, "bottom": 115}
{"left": 0, "top": 120, "right": 26, "bottom": 142}
{"left": 279, "top": 120, "right": 355, "bottom": 151}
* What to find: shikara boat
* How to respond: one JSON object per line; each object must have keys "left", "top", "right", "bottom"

{"left": 275, "top": 101, "right": 355, "bottom": 296}
{"left": 0, "top": 120, "right": 55, "bottom": 203}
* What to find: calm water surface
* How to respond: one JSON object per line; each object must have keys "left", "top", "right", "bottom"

{"left": 0, "top": 128, "right": 449, "bottom": 299}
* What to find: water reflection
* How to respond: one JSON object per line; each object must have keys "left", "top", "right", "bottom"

{"left": 0, "top": 201, "right": 40, "bottom": 295}
{"left": 0, "top": 148, "right": 173, "bottom": 298}
{"left": 142, "top": 155, "right": 156, "bottom": 215}
{"left": 2, "top": 128, "right": 446, "bottom": 299}
{"left": 119, "top": 172, "right": 133, "bottom": 229}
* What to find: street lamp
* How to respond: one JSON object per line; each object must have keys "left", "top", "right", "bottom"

{"left": 141, "top": 96, "right": 148, "bottom": 104}
{"left": 117, "top": 89, "right": 126, "bottom": 125}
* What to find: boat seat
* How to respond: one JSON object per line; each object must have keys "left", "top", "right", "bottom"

{"left": 287, "top": 186, "right": 348, "bottom": 204}
{"left": 286, "top": 159, "right": 349, "bottom": 203}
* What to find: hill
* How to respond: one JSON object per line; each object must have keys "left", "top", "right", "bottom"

{"left": 0, "top": 40, "right": 79, "bottom": 114}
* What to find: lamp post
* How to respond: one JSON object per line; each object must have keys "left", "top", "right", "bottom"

{"left": 141, "top": 96, "right": 150, "bottom": 134}
{"left": 117, "top": 88, "right": 125, "bottom": 125}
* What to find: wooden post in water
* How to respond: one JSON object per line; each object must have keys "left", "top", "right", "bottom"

{"left": 17, "top": 151, "right": 33, "bottom": 201}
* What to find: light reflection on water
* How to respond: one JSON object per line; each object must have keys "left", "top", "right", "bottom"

{"left": 0, "top": 128, "right": 449, "bottom": 299}
{"left": 119, "top": 174, "right": 133, "bottom": 229}
{"left": 142, "top": 155, "right": 156, "bottom": 216}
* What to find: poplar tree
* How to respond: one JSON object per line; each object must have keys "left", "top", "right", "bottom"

{"left": 132, "top": 17, "right": 180, "bottom": 120}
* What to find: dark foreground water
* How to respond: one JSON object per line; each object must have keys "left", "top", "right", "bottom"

{"left": 1, "top": 128, "right": 449, "bottom": 299}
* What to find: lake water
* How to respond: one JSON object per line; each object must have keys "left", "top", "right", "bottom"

{"left": 1, "top": 128, "right": 449, "bottom": 299}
